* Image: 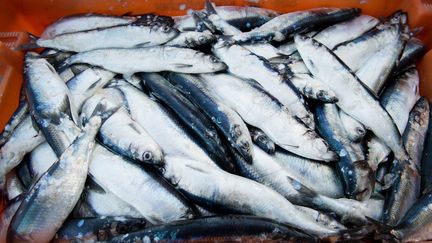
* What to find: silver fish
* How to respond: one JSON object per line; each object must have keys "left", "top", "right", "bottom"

{"left": 294, "top": 206, "right": 346, "bottom": 230}
{"left": 116, "top": 82, "right": 218, "bottom": 166}
{"left": 0, "top": 102, "right": 28, "bottom": 147}
{"left": 41, "top": 13, "right": 135, "bottom": 39}
{"left": 248, "top": 125, "right": 275, "bottom": 154}
{"left": 212, "top": 41, "right": 314, "bottom": 128}
{"left": 161, "top": 155, "right": 338, "bottom": 237}
{"left": 37, "top": 21, "right": 179, "bottom": 52}
{"left": 165, "top": 73, "right": 253, "bottom": 163}
{"left": 64, "top": 46, "right": 227, "bottom": 74}
{"left": 200, "top": 73, "right": 336, "bottom": 161}
{"left": 383, "top": 98, "right": 429, "bottom": 226}
{"left": 89, "top": 145, "right": 196, "bottom": 224}
{"left": 0, "top": 196, "right": 23, "bottom": 242}
{"left": 165, "top": 30, "right": 215, "bottom": 48}
{"left": 312, "top": 15, "right": 379, "bottom": 49}
{"left": 233, "top": 8, "right": 360, "bottom": 43}
{"left": 0, "top": 116, "right": 44, "bottom": 192}
{"left": 8, "top": 117, "right": 101, "bottom": 243}
{"left": 80, "top": 88, "right": 164, "bottom": 165}
{"left": 295, "top": 35, "right": 408, "bottom": 162}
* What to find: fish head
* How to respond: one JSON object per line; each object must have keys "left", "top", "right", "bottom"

{"left": 312, "top": 137, "right": 338, "bottom": 162}
{"left": 203, "top": 54, "right": 227, "bottom": 72}
{"left": 196, "top": 31, "right": 216, "bottom": 46}
{"left": 231, "top": 124, "right": 253, "bottom": 162}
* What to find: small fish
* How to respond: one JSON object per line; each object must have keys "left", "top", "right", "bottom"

{"left": 5, "top": 171, "right": 24, "bottom": 201}
{"left": 54, "top": 217, "right": 147, "bottom": 242}
{"left": 383, "top": 98, "right": 429, "bottom": 226}
{"left": 200, "top": 73, "right": 336, "bottom": 161}
{"left": 421, "top": 105, "right": 432, "bottom": 191}
{"left": 63, "top": 46, "right": 227, "bottom": 74}
{"left": 248, "top": 125, "right": 275, "bottom": 154}
{"left": 80, "top": 88, "right": 164, "bottom": 165}
{"left": 0, "top": 196, "right": 23, "bottom": 242}
{"left": 295, "top": 34, "right": 408, "bottom": 163}
{"left": 112, "top": 215, "right": 315, "bottom": 242}
{"left": 140, "top": 73, "right": 234, "bottom": 171}
{"left": 8, "top": 116, "right": 101, "bottom": 243}
{"left": 36, "top": 20, "right": 179, "bottom": 52}
{"left": 89, "top": 145, "right": 196, "bottom": 224}
{"left": 294, "top": 206, "right": 346, "bottom": 230}
{"left": 40, "top": 13, "right": 136, "bottom": 39}
{"left": 160, "top": 156, "right": 338, "bottom": 237}
{"left": 315, "top": 104, "right": 373, "bottom": 200}
{"left": 116, "top": 81, "right": 220, "bottom": 166}
{"left": 233, "top": 8, "right": 361, "bottom": 43}
{"left": 165, "top": 73, "right": 253, "bottom": 163}
{"left": 212, "top": 40, "right": 315, "bottom": 128}
{"left": 0, "top": 102, "right": 29, "bottom": 147}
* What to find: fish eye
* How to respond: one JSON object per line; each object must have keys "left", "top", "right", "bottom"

{"left": 240, "top": 140, "right": 250, "bottom": 151}
{"left": 143, "top": 151, "right": 153, "bottom": 161}
{"left": 160, "top": 25, "right": 171, "bottom": 33}
{"left": 198, "top": 36, "right": 206, "bottom": 43}
{"left": 209, "top": 56, "right": 219, "bottom": 63}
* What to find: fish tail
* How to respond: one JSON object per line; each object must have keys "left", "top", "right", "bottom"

{"left": 15, "top": 32, "right": 40, "bottom": 50}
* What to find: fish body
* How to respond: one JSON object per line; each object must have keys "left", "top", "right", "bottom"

{"left": 165, "top": 30, "right": 215, "bottom": 48}
{"left": 8, "top": 117, "right": 101, "bottom": 243}
{"left": 339, "top": 110, "right": 366, "bottom": 142}
{"left": 200, "top": 73, "right": 335, "bottom": 161}
{"left": 315, "top": 104, "right": 373, "bottom": 200}
{"left": 161, "top": 156, "right": 338, "bottom": 237}
{"left": 295, "top": 35, "right": 408, "bottom": 162}
{"left": 64, "top": 46, "right": 227, "bottom": 74}
{"left": 394, "top": 37, "right": 427, "bottom": 75}
{"left": 212, "top": 41, "right": 314, "bottom": 128}
{"left": 234, "top": 8, "right": 360, "bottom": 43}
{"left": 290, "top": 73, "right": 338, "bottom": 103}
{"left": 37, "top": 21, "right": 179, "bottom": 52}
{"left": 41, "top": 13, "right": 135, "bottom": 39}
{"left": 112, "top": 215, "right": 314, "bottom": 242}
{"left": 165, "top": 73, "right": 253, "bottom": 163}
{"left": 0, "top": 102, "right": 29, "bottom": 147}
{"left": 248, "top": 125, "right": 275, "bottom": 154}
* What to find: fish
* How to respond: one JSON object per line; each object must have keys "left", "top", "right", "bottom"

{"left": 333, "top": 23, "right": 402, "bottom": 71}
{"left": 165, "top": 73, "right": 253, "bottom": 163}
{"left": 165, "top": 30, "right": 215, "bottom": 48}
{"left": 339, "top": 110, "right": 366, "bottom": 142}
{"left": 212, "top": 40, "right": 315, "bottom": 128}
{"left": 233, "top": 8, "right": 361, "bottom": 43}
{"left": 315, "top": 104, "right": 373, "bottom": 200}
{"left": 200, "top": 73, "right": 336, "bottom": 161}
{"left": 116, "top": 81, "right": 220, "bottom": 166}
{"left": 248, "top": 125, "right": 275, "bottom": 154}
{"left": 311, "top": 15, "right": 379, "bottom": 49}
{"left": 88, "top": 145, "right": 197, "bottom": 224}
{"left": 394, "top": 37, "right": 427, "bottom": 75}
{"left": 295, "top": 34, "right": 408, "bottom": 163}
{"left": 383, "top": 98, "right": 429, "bottom": 226}
{"left": 421, "top": 105, "right": 432, "bottom": 192}
{"left": 40, "top": 13, "right": 136, "bottom": 39}
{"left": 0, "top": 116, "right": 44, "bottom": 193}
{"left": 112, "top": 215, "right": 315, "bottom": 242}
{"left": 140, "top": 73, "right": 235, "bottom": 171}
{"left": 36, "top": 20, "right": 179, "bottom": 52}
{"left": 366, "top": 136, "right": 392, "bottom": 172}
{"left": 62, "top": 46, "right": 227, "bottom": 74}
{"left": 160, "top": 155, "right": 338, "bottom": 237}
{"left": 290, "top": 73, "right": 338, "bottom": 103}
{"left": 239, "top": 145, "right": 378, "bottom": 224}
{"left": 8, "top": 116, "right": 101, "bottom": 243}
{"left": 53, "top": 217, "right": 147, "bottom": 242}
{"left": 273, "top": 148, "right": 344, "bottom": 199}
{"left": 80, "top": 88, "right": 164, "bottom": 165}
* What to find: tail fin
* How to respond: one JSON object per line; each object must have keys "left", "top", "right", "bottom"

{"left": 204, "top": 0, "right": 218, "bottom": 15}
{"left": 15, "top": 33, "right": 40, "bottom": 51}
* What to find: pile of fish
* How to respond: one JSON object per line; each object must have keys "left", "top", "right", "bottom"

{"left": 1, "top": 1, "right": 431, "bottom": 242}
